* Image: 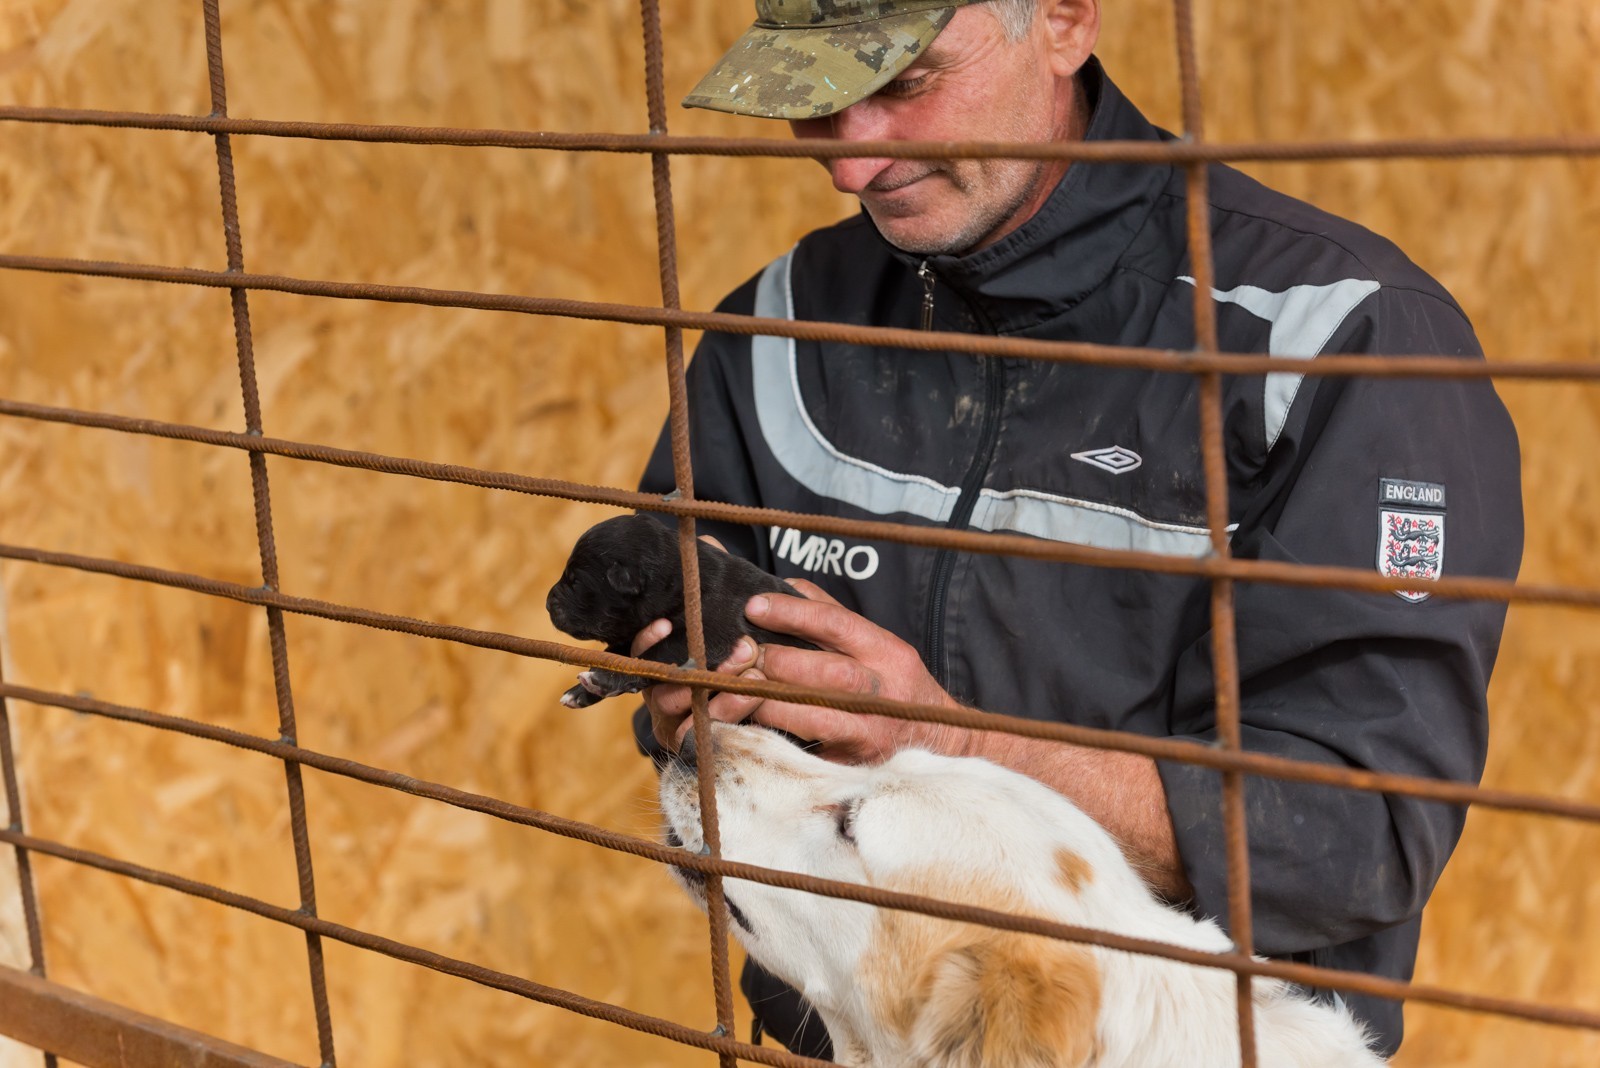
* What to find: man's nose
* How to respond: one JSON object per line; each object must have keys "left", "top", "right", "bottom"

{"left": 794, "top": 103, "right": 895, "bottom": 195}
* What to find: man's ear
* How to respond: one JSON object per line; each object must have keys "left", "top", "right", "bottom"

{"left": 909, "top": 933, "right": 1100, "bottom": 1067}
{"left": 1039, "top": 0, "right": 1099, "bottom": 79}
{"left": 606, "top": 560, "right": 644, "bottom": 595}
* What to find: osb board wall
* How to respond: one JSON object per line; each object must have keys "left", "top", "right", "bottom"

{"left": 0, "top": 1, "right": 1595, "bottom": 1066}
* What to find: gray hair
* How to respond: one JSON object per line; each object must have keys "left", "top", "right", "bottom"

{"left": 984, "top": 0, "right": 1038, "bottom": 41}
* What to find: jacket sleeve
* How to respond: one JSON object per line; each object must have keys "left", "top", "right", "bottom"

{"left": 1155, "top": 287, "right": 1523, "bottom": 955}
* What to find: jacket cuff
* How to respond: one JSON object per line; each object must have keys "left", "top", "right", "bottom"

{"left": 1154, "top": 737, "right": 1237, "bottom": 932}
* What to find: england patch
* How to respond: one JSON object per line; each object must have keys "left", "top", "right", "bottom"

{"left": 1379, "top": 478, "right": 1446, "bottom": 510}
{"left": 1378, "top": 508, "right": 1444, "bottom": 603}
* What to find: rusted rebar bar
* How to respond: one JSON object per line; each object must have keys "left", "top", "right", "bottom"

{"left": 200, "top": 1, "right": 336, "bottom": 1062}
{"left": 0, "top": 829, "right": 833, "bottom": 1068}
{"left": 1, "top": 549, "right": 1596, "bottom": 826}
{"left": 1, "top": 758, "right": 1596, "bottom": 1036}
{"left": 1172, "top": 0, "right": 1256, "bottom": 1060}
{"left": 635, "top": 0, "right": 740, "bottom": 1057}
{"left": 3, "top": 104, "right": 1600, "bottom": 162}
{"left": 0, "top": 645, "right": 56, "bottom": 1068}
{"left": 3, "top": 251, "right": 1597, "bottom": 382}
{"left": 0, "top": 398, "right": 1593, "bottom": 610}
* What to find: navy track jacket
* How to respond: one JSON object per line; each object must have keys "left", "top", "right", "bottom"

{"left": 636, "top": 58, "right": 1523, "bottom": 1055}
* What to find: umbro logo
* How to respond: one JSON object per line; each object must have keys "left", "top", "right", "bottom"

{"left": 1071, "top": 446, "right": 1143, "bottom": 474}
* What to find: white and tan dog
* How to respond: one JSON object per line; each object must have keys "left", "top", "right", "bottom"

{"left": 660, "top": 723, "right": 1386, "bottom": 1068}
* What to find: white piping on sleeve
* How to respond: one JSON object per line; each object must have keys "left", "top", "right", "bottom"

{"left": 1179, "top": 275, "right": 1380, "bottom": 449}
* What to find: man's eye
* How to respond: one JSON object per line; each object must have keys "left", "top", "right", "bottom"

{"left": 877, "top": 74, "right": 930, "bottom": 99}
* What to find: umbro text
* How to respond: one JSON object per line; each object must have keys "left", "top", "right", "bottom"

{"left": 769, "top": 526, "right": 880, "bottom": 580}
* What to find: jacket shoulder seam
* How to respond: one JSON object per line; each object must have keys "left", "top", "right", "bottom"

{"left": 1158, "top": 190, "right": 1466, "bottom": 309}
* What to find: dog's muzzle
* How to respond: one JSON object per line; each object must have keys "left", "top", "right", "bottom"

{"left": 675, "top": 725, "right": 701, "bottom": 771}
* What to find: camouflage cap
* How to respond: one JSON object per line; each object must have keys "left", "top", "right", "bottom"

{"left": 684, "top": 1, "right": 983, "bottom": 120}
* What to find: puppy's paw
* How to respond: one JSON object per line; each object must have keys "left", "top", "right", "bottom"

{"left": 560, "top": 682, "right": 601, "bottom": 708}
{"left": 560, "top": 670, "right": 652, "bottom": 708}
{"left": 589, "top": 669, "right": 650, "bottom": 696}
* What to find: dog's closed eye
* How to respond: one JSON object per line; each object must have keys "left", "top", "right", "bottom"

{"left": 828, "top": 800, "right": 859, "bottom": 846}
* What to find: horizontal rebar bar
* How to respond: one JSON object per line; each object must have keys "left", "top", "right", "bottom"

{"left": 2, "top": 105, "right": 1599, "bottom": 163}
{"left": 0, "top": 399, "right": 1593, "bottom": 610}
{"left": 1, "top": 252, "right": 1598, "bottom": 384}
{"left": 0, "top": 539, "right": 1597, "bottom": 827}
{"left": 0, "top": 756, "right": 1595, "bottom": 1034}
{"left": 0, "top": 830, "right": 831, "bottom": 1068}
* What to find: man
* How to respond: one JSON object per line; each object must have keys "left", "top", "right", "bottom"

{"left": 632, "top": 0, "right": 1522, "bottom": 1058}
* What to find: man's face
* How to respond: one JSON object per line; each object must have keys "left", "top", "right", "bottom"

{"left": 789, "top": 6, "right": 1070, "bottom": 257}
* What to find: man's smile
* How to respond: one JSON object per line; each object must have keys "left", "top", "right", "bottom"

{"left": 865, "top": 166, "right": 941, "bottom": 194}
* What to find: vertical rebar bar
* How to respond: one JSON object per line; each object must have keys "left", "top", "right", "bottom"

{"left": 200, "top": 3, "right": 336, "bottom": 1065}
{"left": 0, "top": 656, "right": 56, "bottom": 1067}
{"left": 635, "top": 1, "right": 740, "bottom": 1060}
{"left": 1171, "top": 1, "right": 1257, "bottom": 1064}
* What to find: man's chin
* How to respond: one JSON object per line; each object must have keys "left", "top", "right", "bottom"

{"left": 862, "top": 200, "right": 962, "bottom": 254}
{"left": 863, "top": 167, "right": 1044, "bottom": 257}
{"left": 868, "top": 212, "right": 981, "bottom": 257}
{"left": 860, "top": 182, "right": 1005, "bottom": 255}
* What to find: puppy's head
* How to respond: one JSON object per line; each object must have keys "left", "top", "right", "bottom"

{"left": 660, "top": 724, "right": 1111, "bottom": 1066}
{"left": 546, "top": 514, "right": 682, "bottom": 641}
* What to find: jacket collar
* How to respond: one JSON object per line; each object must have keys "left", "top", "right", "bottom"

{"left": 881, "top": 58, "right": 1175, "bottom": 336}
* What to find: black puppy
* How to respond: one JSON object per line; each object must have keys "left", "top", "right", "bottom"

{"left": 546, "top": 514, "right": 817, "bottom": 708}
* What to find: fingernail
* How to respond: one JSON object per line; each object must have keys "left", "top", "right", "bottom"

{"left": 747, "top": 595, "right": 769, "bottom": 618}
{"left": 727, "top": 670, "right": 764, "bottom": 715}
{"left": 733, "top": 637, "right": 757, "bottom": 665}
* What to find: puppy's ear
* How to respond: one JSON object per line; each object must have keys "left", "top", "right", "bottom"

{"left": 910, "top": 933, "right": 1100, "bottom": 1068}
{"left": 606, "top": 560, "right": 644, "bottom": 595}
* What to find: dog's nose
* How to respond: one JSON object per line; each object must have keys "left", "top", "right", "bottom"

{"left": 545, "top": 593, "right": 569, "bottom": 631}
{"left": 676, "top": 725, "right": 699, "bottom": 771}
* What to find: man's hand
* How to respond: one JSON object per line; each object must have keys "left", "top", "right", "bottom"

{"left": 638, "top": 577, "right": 964, "bottom": 759}
{"left": 726, "top": 581, "right": 967, "bottom": 764}
{"left": 635, "top": 617, "right": 760, "bottom": 753}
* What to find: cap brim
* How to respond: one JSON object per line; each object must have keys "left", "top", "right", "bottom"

{"left": 682, "top": 9, "right": 955, "bottom": 120}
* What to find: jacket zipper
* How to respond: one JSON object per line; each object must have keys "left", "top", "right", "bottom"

{"left": 917, "top": 260, "right": 937, "bottom": 331}
{"left": 916, "top": 260, "right": 1005, "bottom": 689}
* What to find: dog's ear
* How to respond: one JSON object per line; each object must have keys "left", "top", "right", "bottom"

{"left": 910, "top": 933, "right": 1100, "bottom": 1068}
{"left": 606, "top": 560, "right": 644, "bottom": 595}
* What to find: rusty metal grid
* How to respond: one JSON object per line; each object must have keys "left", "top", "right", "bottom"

{"left": 0, "top": 1, "right": 1596, "bottom": 1066}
